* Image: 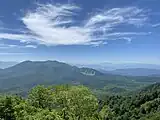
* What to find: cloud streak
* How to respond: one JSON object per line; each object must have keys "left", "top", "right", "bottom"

{"left": 152, "top": 23, "right": 160, "bottom": 27}
{"left": 85, "top": 7, "right": 147, "bottom": 28}
{"left": 0, "top": 3, "right": 151, "bottom": 46}
{"left": 0, "top": 52, "right": 31, "bottom": 55}
{"left": 0, "top": 43, "right": 37, "bottom": 49}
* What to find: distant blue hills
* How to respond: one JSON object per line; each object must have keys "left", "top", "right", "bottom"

{"left": 75, "top": 63, "right": 160, "bottom": 76}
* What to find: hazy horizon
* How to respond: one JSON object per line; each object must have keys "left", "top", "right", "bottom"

{"left": 1, "top": 60, "right": 160, "bottom": 66}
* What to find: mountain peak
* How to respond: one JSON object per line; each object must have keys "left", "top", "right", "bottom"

{"left": 19, "top": 60, "right": 67, "bottom": 66}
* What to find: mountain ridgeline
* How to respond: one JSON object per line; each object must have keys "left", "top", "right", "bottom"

{"left": 104, "top": 68, "right": 160, "bottom": 76}
{"left": 0, "top": 61, "right": 159, "bottom": 95}
{"left": 0, "top": 61, "right": 106, "bottom": 88}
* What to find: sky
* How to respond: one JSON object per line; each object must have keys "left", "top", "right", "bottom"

{"left": 0, "top": 0, "right": 160, "bottom": 64}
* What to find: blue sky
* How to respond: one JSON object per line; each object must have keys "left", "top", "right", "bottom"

{"left": 0, "top": 0, "right": 160, "bottom": 64}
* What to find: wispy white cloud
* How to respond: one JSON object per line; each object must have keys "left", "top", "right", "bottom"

{"left": 152, "top": 23, "right": 160, "bottom": 27}
{"left": 0, "top": 3, "right": 151, "bottom": 46}
{"left": 25, "top": 45, "right": 37, "bottom": 48}
{"left": 85, "top": 7, "right": 147, "bottom": 28}
{"left": 0, "top": 33, "right": 31, "bottom": 41}
{"left": 103, "top": 32, "right": 151, "bottom": 38}
{"left": 0, "top": 52, "right": 31, "bottom": 55}
{"left": 0, "top": 43, "right": 37, "bottom": 49}
{"left": 121, "top": 37, "right": 132, "bottom": 43}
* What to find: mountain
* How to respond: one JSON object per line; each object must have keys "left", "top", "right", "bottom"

{"left": 0, "top": 60, "right": 159, "bottom": 94}
{"left": 0, "top": 60, "right": 110, "bottom": 90}
{"left": 104, "top": 68, "right": 160, "bottom": 76}
{"left": 0, "top": 61, "right": 18, "bottom": 69}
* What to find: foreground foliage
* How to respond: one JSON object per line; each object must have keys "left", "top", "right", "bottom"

{"left": 0, "top": 83, "right": 160, "bottom": 120}
{"left": 0, "top": 85, "right": 111, "bottom": 120}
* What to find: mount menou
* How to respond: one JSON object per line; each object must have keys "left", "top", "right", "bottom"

{"left": 0, "top": 61, "right": 159, "bottom": 94}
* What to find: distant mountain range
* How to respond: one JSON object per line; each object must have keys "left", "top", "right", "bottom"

{"left": 75, "top": 63, "right": 160, "bottom": 71}
{"left": 0, "top": 61, "right": 18, "bottom": 69}
{"left": 0, "top": 61, "right": 159, "bottom": 94}
{"left": 101, "top": 68, "right": 160, "bottom": 76}
{"left": 75, "top": 63, "right": 160, "bottom": 76}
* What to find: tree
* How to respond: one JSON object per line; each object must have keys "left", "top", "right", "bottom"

{"left": 53, "top": 85, "right": 99, "bottom": 119}
{"left": 0, "top": 96, "right": 18, "bottom": 120}
{"left": 27, "top": 85, "right": 101, "bottom": 119}
{"left": 0, "top": 85, "right": 112, "bottom": 120}
{"left": 27, "top": 85, "right": 54, "bottom": 109}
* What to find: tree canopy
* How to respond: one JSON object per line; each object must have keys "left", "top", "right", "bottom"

{"left": 0, "top": 83, "right": 160, "bottom": 120}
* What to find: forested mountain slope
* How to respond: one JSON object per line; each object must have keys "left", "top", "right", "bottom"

{"left": 103, "top": 83, "right": 160, "bottom": 120}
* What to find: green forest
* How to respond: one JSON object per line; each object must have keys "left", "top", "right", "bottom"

{"left": 0, "top": 83, "right": 160, "bottom": 120}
